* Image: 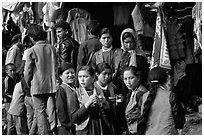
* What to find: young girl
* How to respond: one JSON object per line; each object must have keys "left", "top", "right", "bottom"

{"left": 94, "top": 62, "right": 117, "bottom": 134}
{"left": 123, "top": 66, "right": 147, "bottom": 134}
{"left": 56, "top": 62, "right": 76, "bottom": 134}
{"left": 69, "top": 65, "right": 112, "bottom": 135}
{"left": 137, "top": 67, "right": 185, "bottom": 135}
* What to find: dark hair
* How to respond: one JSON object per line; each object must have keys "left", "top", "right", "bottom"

{"left": 95, "top": 62, "right": 112, "bottom": 75}
{"left": 87, "top": 20, "right": 100, "bottom": 36}
{"left": 27, "top": 24, "right": 47, "bottom": 41}
{"left": 123, "top": 66, "right": 142, "bottom": 78}
{"left": 58, "top": 62, "right": 74, "bottom": 76}
{"left": 99, "top": 27, "right": 111, "bottom": 38}
{"left": 137, "top": 67, "right": 169, "bottom": 134}
{"left": 54, "top": 21, "right": 72, "bottom": 36}
{"left": 78, "top": 65, "right": 95, "bottom": 77}
{"left": 122, "top": 32, "right": 134, "bottom": 42}
{"left": 5, "top": 63, "right": 15, "bottom": 71}
{"left": 11, "top": 33, "right": 21, "bottom": 44}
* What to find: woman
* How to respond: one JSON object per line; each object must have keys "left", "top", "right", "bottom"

{"left": 137, "top": 67, "right": 185, "bottom": 135}
{"left": 91, "top": 27, "right": 116, "bottom": 72}
{"left": 94, "top": 62, "right": 118, "bottom": 134}
{"left": 113, "top": 28, "right": 148, "bottom": 96}
{"left": 56, "top": 62, "right": 76, "bottom": 134}
{"left": 69, "top": 66, "right": 114, "bottom": 134}
{"left": 123, "top": 66, "right": 147, "bottom": 134}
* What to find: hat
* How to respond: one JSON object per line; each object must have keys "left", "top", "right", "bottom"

{"left": 11, "top": 34, "right": 21, "bottom": 43}
{"left": 58, "top": 62, "right": 74, "bottom": 75}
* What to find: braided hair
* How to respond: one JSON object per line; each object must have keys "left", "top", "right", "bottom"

{"left": 137, "top": 67, "right": 169, "bottom": 134}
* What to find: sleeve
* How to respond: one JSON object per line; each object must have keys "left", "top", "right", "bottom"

{"left": 170, "top": 92, "right": 185, "bottom": 129}
{"left": 60, "top": 41, "right": 73, "bottom": 63}
{"left": 69, "top": 92, "right": 89, "bottom": 124}
{"left": 56, "top": 87, "right": 69, "bottom": 128}
{"left": 141, "top": 92, "right": 149, "bottom": 115}
{"left": 5, "top": 48, "right": 16, "bottom": 65}
{"left": 23, "top": 48, "right": 35, "bottom": 87}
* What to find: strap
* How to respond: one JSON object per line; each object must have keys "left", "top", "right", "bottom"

{"left": 86, "top": 51, "right": 94, "bottom": 65}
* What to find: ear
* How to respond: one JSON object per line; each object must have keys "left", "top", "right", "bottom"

{"left": 65, "top": 29, "right": 69, "bottom": 34}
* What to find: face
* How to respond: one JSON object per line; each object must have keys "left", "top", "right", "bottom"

{"left": 100, "top": 33, "right": 112, "bottom": 48}
{"left": 6, "top": 65, "right": 16, "bottom": 78}
{"left": 78, "top": 70, "right": 94, "bottom": 89}
{"left": 60, "top": 68, "right": 75, "bottom": 85}
{"left": 56, "top": 27, "right": 67, "bottom": 40}
{"left": 123, "top": 70, "right": 140, "bottom": 90}
{"left": 97, "top": 69, "right": 112, "bottom": 87}
{"left": 123, "top": 37, "right": 135, "bottom": 51}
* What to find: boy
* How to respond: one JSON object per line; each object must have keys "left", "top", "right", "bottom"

{"left": 3, "top": 63, "right": 18, "bottom": 103}
{"left": 7, "top": 78, "right": 29, "bottom": 134}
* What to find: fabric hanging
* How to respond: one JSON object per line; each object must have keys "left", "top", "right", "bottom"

{"left": 113, "top": 5, "right": 131, "bottom": 26}
{"left": 66, "top": 8, "right": 91, "bottom": 44}
{"left": 150, "top": 7, "right": 171, "bottom": 70}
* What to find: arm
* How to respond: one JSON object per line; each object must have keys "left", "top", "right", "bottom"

{"left": 5, "top": 47, "right": 16, "bottom": 65}
{"left": 69, "top": 92, "right": 89, "bottom": 124}
{"left": 170, "top": 92, "right": 185, "bottom": 130}
{"left": 56, "top": 87, "right": 70, "bottom": 128}
{"left": 23, "top": 49, "right": 35, "bottom": 87}
{"left": 60, "top": 41, "right": 74, "bottom": 64}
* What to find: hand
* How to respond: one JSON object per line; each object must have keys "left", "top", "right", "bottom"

{"left": 85, "top": 94, "right": 98, "bottom": 108}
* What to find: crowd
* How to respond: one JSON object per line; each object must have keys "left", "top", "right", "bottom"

{"left": 2, "top": 19, "right": 187, "bottom": 135}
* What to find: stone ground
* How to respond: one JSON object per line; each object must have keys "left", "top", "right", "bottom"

{"left": 182, "top": 112, "right": 202, "bottom": 135}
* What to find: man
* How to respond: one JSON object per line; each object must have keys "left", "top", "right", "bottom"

{"left": 24, "top": 24, "right": 57, "bottom": 135}
{"left": 54, "top": 21, "right": 79, "bottom": 70}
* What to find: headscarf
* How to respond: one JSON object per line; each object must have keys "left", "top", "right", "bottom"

{"left": 120, "top": 28, "right": 137, "bottom": 67}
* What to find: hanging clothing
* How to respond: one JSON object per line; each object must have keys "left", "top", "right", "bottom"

{"left": 131, "top": 3, "right": 155, "bottom": 38}
{"left": 67, "top": 8, "right": 91, "bottom": 44}
{"left": 150, "top": 7, "right": 171, "bottom": 70}
{"left": 113, "top": 5, "right": 131, "bottom": 26}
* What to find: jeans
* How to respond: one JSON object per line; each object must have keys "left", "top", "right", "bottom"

{"left": 7, "top": 113, "right": 28, "bottom": 135}
{"left": 24, "top": 96, "right": 38, "bottom": 135}
{"left": 32, "top": 93, "right": 56, "bottom": 135}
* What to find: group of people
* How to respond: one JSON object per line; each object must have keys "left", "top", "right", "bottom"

{"left": 2, "top": 19, "right": 185, "bottom": 135}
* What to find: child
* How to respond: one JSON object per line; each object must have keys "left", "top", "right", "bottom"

{"left": 56, "top": 62, "right": 76, "bottom": 135}
{"left": 7, "top": 78, "right": 29, "bottom": 134}
{"left": 3, "top": 63, "right": 18, "bottom": 103}
{"left": 137, "top": 67, "right": 185, "bottom": 135}
{"left": 94, "top": 62, "right": 117, "bottom": 134}
{"left": 123, "top": 66, "right": 147, "bottom": 134}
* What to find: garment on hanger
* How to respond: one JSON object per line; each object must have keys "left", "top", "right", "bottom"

{"left": 67, "top": 8, "right": 91, "bottom": 44}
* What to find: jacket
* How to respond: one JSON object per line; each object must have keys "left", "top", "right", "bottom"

{"left": 24, "top": 41, "right": 57, "bottom": 95}
{"left": 77, "top": 36, "right": 102, "bottom": 70}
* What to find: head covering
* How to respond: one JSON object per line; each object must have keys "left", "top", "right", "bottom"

{"left": 58, "top": 62, "right": 74, "bottom": 75}
{"left": 120, "top": 28, "right": 137, "bottom": 67}
{"left": 120, "top": 28, "right": 137, "bottom": 51}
